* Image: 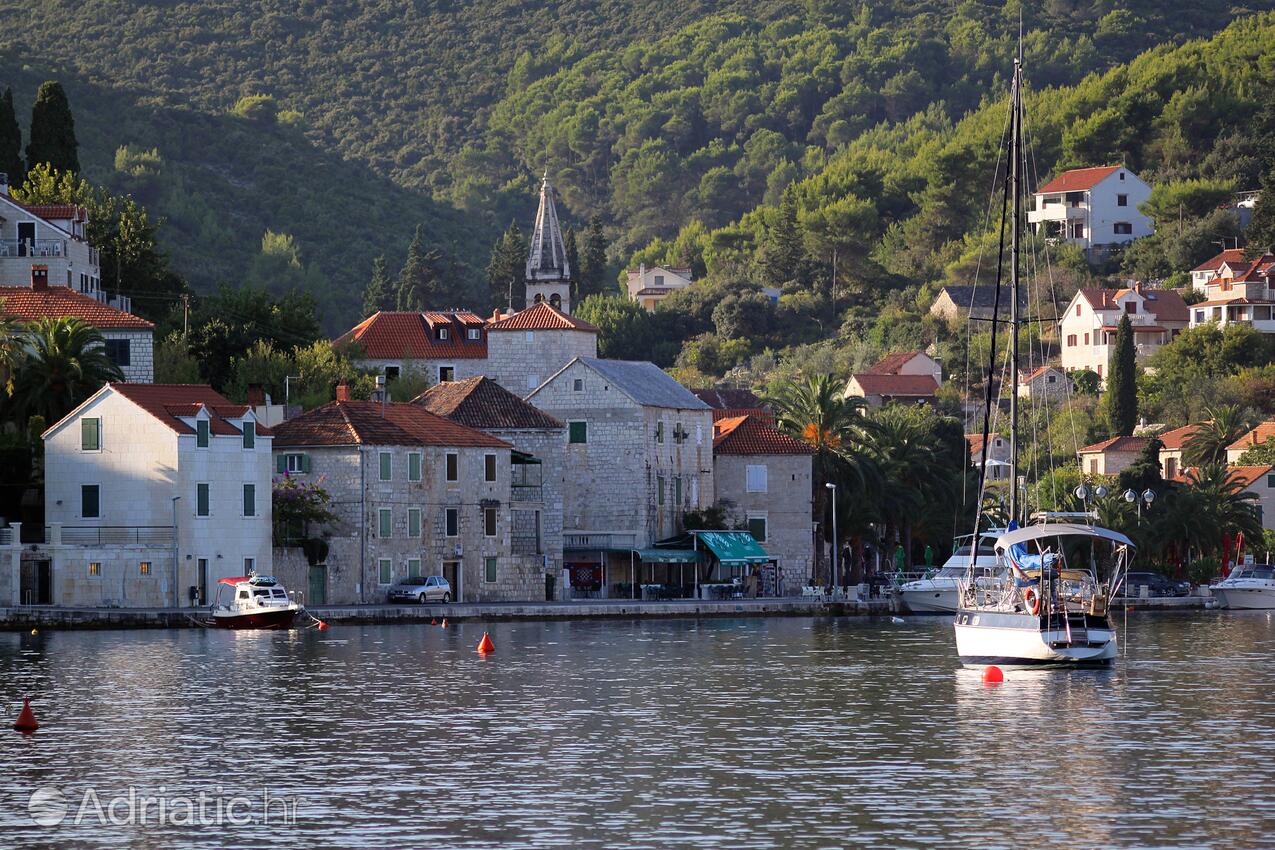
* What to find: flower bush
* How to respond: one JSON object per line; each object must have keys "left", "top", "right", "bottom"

{"left": 272, "top": 474, "right": 338, "bottom": 545}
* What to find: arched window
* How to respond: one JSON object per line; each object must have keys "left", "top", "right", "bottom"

{"left": 549, "top": 293, "right": 562, "bottom": 309}
{"left": 533, "top": 293, "right": 544, "bottom": 304}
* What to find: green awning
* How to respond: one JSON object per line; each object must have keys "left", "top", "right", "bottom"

{"left": 635, "top": 548, "right": 704, "bottom": 564}
{"left": 693, "top": 531, "right": 772, "bottom": 566}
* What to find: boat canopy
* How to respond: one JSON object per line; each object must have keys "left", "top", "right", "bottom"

{"left": 995, "top": 523, "right": 1134, "bottom": 550}
{"left": 217, "top": 576, "right": 255, "bottom": 587}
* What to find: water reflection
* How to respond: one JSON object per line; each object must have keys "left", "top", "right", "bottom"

{"left": 1, "top": 614, "right": 1274, "bottom": 848}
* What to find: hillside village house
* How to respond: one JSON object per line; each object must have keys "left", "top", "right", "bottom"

{"left": 1226, "top": 421, "right": 1275, "bottom": 464}
{"left": 1026, "top": 165, "right": 1153, "bottom": 256}
{"left": 929, "top": 285, "right": 1028, "bottom": 323}
{"left": 690, "top": 387, "right": 773, "bottom": 424}
{"left": 1191, "top": 248, "right": 1250, "bottom": 294}
{"left": 967, "top": 432, "right": 1012, "bottom": 483}
{"left": 28, "top": 384, "right": 272, "bottom": 608}
{"left": 1157, "top": 423, "right": 1204, "bottom": 481}
{"left": 1058, "top": 286, "right": 1189, "bottom": 379}
{"left": 414, "top": 376, "right": 566, "bottom": 594}
{"left": 269, "top": 394, "right": 542, "bottom": 605}
{"left": 846, "top": 349, "right": 941, "bottom": 407}
{"left": 525, "top": 357, "right": 715, "bottom": 596}
{"left": 1188, "top": 252, "right": 1275, "bottom": 334}
{"left": 1, "top": 264, "right": 155, "bottom": 382}
{"left": 1077, "top": 435, "right": 1148, "bottom": 476}
{"left": 712, "top": 415, "right": 814, "bottom": 590}
{"left": 626, "top": 264, "right": 694, "bottom": 311}
{"left": 1017, "top": 365, "right": 1071, "bottom": 402}
{"left": 484, "top": 302, "right": 599, "bottom": 395}
{"left": 335, "top": 309, "right": 489, "bottom": 385}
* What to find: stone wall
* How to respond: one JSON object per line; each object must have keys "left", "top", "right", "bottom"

{"left": 487, "top": 427, "right": 566, "bottom": 573}
{"left": 102, "top": 330, "right": 154, "bottom": 383}
{"left": 485, "top": 329, "right": 597, "bottom": 395}
{"left": 356, "top": 358, "right": 488, "bottom": 387}
{"left": 714, "top": 453, "right": 814, "bottom": 586}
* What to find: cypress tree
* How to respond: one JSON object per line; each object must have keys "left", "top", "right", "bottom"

{"left": 26, "top": 81, "right": 80, "bottom": 175}
{"left": 485, "top": 221, "right": 527, "bottom": 310}
{"left": 1105, "top": 314, "right": 1138, "bottom": 436}
{"left": 0, "top": 87, "right": 23, "bottom": 186}
{"left": 759, "top": 184, "right": 804, "bottom": 287}
{"left": 362, "top": 254, "right": 393, "bottom": 316}
{"left": 579, "top": 215, "right": 608, "bottom": 299}
{"left": 564, "top": 226, "right": 580, "bottom": 303}
{"left": 396, "top": 225, "right": 443, "bottom": 310}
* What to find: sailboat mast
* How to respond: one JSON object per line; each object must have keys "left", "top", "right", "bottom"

{"left": 1009, "top": 57, "right": 1022, "bottom": 525}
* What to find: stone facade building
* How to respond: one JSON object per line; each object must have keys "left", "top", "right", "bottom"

{"left": 32, "top": 384, "right": 273, "bottom": 607}
{"left": 335, "top": 309, "right": 489, "bottom": 384}
{"left": 270, "top": 396, "right": 546, "bottom": 604}
{"left": 711, "top": 415, "right": 814, "bottom": 587}
{"left": 484, "top": 302, "right": 599, "bottom": 395}
{"left": 525, "top": 357, "right": 714, "bottom": 593}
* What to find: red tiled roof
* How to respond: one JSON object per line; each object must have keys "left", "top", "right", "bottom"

{"left": 713, "top": 415, "right": 813, "bottom": 456}
{"left": 1036, "top": 166, "right": 1123, "bottom": 194}
{"left": 1228, "top": 421, "right": 1275, "bottom": 453}
{"left": 1020, "top": 365, "right": 1063, "bottom": 382}
{"left": 0, "top": 286, "right": 153, "bottom": 329}
{"left": 1222, "top": 465, "right": 1274, "bottom": 487}
{"left": 1192, "top": 297, "right": 1260, "bottom": 308}
{"left": 867, "top": 349, "right": 928, "bottom": 375}
{"left": 413, "top": 376, "right": 564, "bottom": 431}
{"left": 271, "top": 400, "right": 511, "bottom": 449}
{"left": 333, "top": 311, "right": 488, "bottom": 360}
{"left": 1078, "top": 436, "right": 1148, "bottom": 454}
{"left": 1157, "top": 424, "right": 1203, "bottom": 451}
{"left": 1080, "top": 287, "right": 1188, "bottom": 323}
{"left": 16, "top": 202, "right": 86, "bottom": 222}
{"left": 487, "top": 302, "right": 598, "bottom": 332}
{"left": 691, "top": 387, "right": 764, "bottom": 410}
{"left": 850, "top": 373, "right": 938, "bottom": 397}
{"left": 1193, "top": 249, "right": 1248, "bottom": 273}
{"left": 104, "top": 383, "right": 262, "bottom": 436}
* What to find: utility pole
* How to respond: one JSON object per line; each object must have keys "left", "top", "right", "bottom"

{"left": 181, "top": 293, "right": 191, "bottom": 338}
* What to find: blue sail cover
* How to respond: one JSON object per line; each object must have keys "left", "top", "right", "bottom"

{"left": 1005, "top": 522, "right": 1042, "bottom": 586}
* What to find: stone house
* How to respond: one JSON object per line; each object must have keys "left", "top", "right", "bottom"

{"left": 525, "top": 357, "right": 715, "bottom": 594}
{"left": 413, "top": 376, "right": 566, "bottom": 587}
{"left": 1017, "top": 365, "right": 1071, "bottom": 402}
{"left": 1157, "top": 423, "right": 1204, "bottom": 481}
{"left": 1077, "top": 436, "right": 1148, "bottom": 476}
{"left": 929, "top": 285, "right": 1027, "bottom": 323}
{"left": 1058, "top": 285, "right": 1188, "bottom": 380}
{"left": 269, "top": 394, "right": 544, "bottom": 605}
{"left": 2, "top": 264, "right": 154, "bottom": 382}
{"left": 30, "top": 383, "right": 273, "bottom": 608}
{"left": 1026, "top": 165, "right": 1153, "bottom": 256}
{"left": 334, "top": 309, "right": 489, "bottom": 385}
{"left": 967, "top": 432, "right": 1012, "bottom": 485}
{"left": 484, "top": 302, "right": 599, "bottom": 395}
{"left": 711, "top": 415, "right": 814, "bottom": 586}
{"left": 845, "top": 349, "right": 941, "bottom": 407}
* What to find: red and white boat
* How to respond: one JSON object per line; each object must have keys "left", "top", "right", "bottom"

{"left": 211, "top": 575, "right": 302, "bottom": 629}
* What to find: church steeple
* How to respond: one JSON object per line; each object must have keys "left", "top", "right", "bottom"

{"left": 525, "top": 170, "right": 573, "bottom": 312}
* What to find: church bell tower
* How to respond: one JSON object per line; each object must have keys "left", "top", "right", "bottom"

{"left": 525, "top": 171, "right": 572, "bottom": 312}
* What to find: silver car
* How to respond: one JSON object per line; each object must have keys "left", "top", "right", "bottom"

{"left": 388, "top": 576, "right": 452, "bottom": 604}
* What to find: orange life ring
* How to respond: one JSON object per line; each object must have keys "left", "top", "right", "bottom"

{"left": 1023, "top": 587, "right": 1041, "bottom": 616}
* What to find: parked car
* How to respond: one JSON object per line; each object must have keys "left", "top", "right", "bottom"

{"left": 1122, "top": 571, "right": 1190, "bottom": 598}
{"left": 388, "top": 576, "right": 452, "bottom": 604}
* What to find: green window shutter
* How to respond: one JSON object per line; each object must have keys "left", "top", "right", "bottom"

{"left": 276, "top": 454, "right": 287, "bottom": 474}
{"left": 196, "top": 419, "right": 209, "bottom": 448}
{"left": 379, "top": 452, "right": 392, "bottom": 481}
{"left": 301, "top": 454, "right": 311, "bottom": 474}
{"left": 569, "top": 422, "right": 587, "bottom": 443}
{"left": 378, "top": 508, "right": 392, "bottom": 538}
{"left": 378, "top": 559, "right": 391, "bottom": 584}
{"left": 485, "top": 557, "right": 497, "bottom": 583}
{"left": 243, "top": 422, "right": 255, "bottom": 449}
{"left": 409, "top": 453, "right": 421, "bottom": 481}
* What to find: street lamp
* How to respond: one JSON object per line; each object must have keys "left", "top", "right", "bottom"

{"left": 826, "top": 482, "right": 838, "bottom": 590}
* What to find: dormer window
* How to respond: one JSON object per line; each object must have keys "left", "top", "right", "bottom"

{"left": 467, "top": 328, "right": 481, "bottom": 341}
{"left": 196, "top": 418, "right": 209, "bottom": 448}
{"left": 1125, "top": 302, "right": 1136, "bottom": 314}
{"left": 438, "top": 327, "right": 450, "bottom": 341}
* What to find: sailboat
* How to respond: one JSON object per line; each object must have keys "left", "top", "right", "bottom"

{"left": 952, "top": 52, "right": 1133, "bottom": 668}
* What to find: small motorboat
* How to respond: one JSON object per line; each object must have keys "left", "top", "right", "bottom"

{"left": 898, "top": 531, "right": 1005, "bottom": 613}
{"left": 211, "top": 575, "right": 302, "bottom": 629}
{"left": 1210, "top": 564, "right": 1275, "bottom": 610}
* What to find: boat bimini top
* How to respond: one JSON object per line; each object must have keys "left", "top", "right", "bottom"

{"left": 994, "top": 523, "right": 1135, "bottom": 552}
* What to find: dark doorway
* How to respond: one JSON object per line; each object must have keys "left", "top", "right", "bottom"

{"left": 16, "top": 221, "right": 34, "bottom": 255}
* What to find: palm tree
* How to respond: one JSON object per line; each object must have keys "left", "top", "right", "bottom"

{"left": 1182, "top": 464, "right": 1263, "bottom": 555}
{"left": 0, "top": 302, "right": 24, "bottom": 399}
{"left": 8, "top": 317, "right": 124, "bottom": 425}
{"left": 1182, "top": 405, "right": 1251, "bottom": 468}
{"left": 770, "top": 375, "right": 877, "bottom": 584}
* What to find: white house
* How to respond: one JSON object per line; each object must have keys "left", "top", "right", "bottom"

{"left": 0, "top": 264, "right": 154, "bottom": 382}
{"left": 1190, "top": 248, "right": 1248, "bottom": 294}
{"left": 37, "top": 383, "right": 273, "bottom": 608}
{"left": 1077, "top": 436, "right": 1148, "bottom": 476}
{"left": 844, "top": 349, "right": 941, "bottom": 407}
{"left": 1058, "top": 285, "right": 1188, "bottom": 379}
{"left": 625, "top": 264, "right": 694, "bottom": 311}
{"left": 967, "top": 432, "right": 1012, "bottom": 484}
{"left": 1027, "top": 165, "right": 1153, "bottom": 255}
{"left": 1188, "top": 253, "right": 1275, "bottom": 335}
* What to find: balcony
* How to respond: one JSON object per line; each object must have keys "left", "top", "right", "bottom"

{"left": 1027, "top": 204, "right": 1087, "bottom": 224}
{"left": 511, "top": 455, "right": 544, "bottom": 502}
{"left": 565, "top": 532, "right": 637, "bottom": 551}
{"left": 511, "top": 484, "right": 543, "bottom": 502}
{"left": 0, "top": 238, "right": 66, "bottom": 258}
{"left": 52, "top": 526, "right": 175, "bottom": 546}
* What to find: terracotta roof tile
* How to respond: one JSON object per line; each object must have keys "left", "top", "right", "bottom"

{"left": 0, "top": 286, "right": 153, "bottom": 329}
{"left": 868, "top": 349, "right": 928, "bottom": 375}
{"left": 1157, "top": 424, "right": 1203, "bottom": 451}
{"left": 487, "top": 302, "right": 598, "bottom": 332}
{"left": 271, "top": 400, "right": 511, "bottom": 449}
{"left": 17, "top": 203, "right": 86, "bottom": 222}
{"left": 333, "top": 311, "right": 487, "bottom": 360}
{"left": 1036, "top": 165, "right": 1123, "bottom": 194}
{"left": 1078, "top": 436, "right": 1148, "bottom": 454}
{"left": 1193, "top": 249, "right": 1249, "bottom": 273}
{"left": 413, "top": 376, "right": 564, "bottom": 431}
{"left": 850, "top": 373, "right": 938, "bottom": 396}
{"left": 1228, "top": 421, "right": 1275, "bottom": 453}
{"left": 104, "top": 384, "right": 262, "bottom": 436}
{"left": 713, "top": 415, "right": 813, "bottom": 456}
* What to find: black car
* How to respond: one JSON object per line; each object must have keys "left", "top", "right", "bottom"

{"left": 1122, "top": 571, "right": 1190, "bottom": 597}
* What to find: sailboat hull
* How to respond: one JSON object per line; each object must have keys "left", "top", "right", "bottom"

{"left": 954, "top": 612, "right": 1116, "bottom": 668}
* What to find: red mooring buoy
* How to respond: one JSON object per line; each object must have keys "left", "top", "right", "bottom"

{"left": 982, "top": 665, "right": 1004, "bottom": 685}
{"left": 13, "top": 698, "right": 38, "bottom": 732}
{"left": 476, "top": 632, "right": 495, "bottom": 654}
{"left": 317, "top": 620, "right": 329, "bottom": 631}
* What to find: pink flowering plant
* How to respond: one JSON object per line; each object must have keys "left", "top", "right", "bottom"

{"left": 272, "top": 474, "right": 339, "bottom": 545}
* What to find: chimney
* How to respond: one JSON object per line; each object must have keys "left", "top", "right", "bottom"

{"left": 335, "top": 382, "right": 350, "bottom": 402}
{"left": 491, "top": 307, "right": 502, "bottom": 322}
{"left": 246, "top": 384, "right": 266, "bottom": 406}
{"left": 31, "top": 264, "right": 49, "bottom": 292}
{"left": 0, "top": 172, "right": 8, "bottom": 195}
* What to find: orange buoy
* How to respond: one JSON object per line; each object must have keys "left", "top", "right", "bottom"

{"left": 982, "top": 665, "right": 1004, "bottom": 685}
{"left": 431, "top": 618, "right": 437, "bottom": 625}
{"left": 13, "top": 698, "right": 38, "bottom": 732}
{"left": 476, "top": 632, "right": 495, "bottom": 654}
{"left": 317, "top": 620, "right": 329, "bottom": 631}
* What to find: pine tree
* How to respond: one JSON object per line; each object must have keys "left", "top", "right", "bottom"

{"left": 396, "top": 225, "right": 443, "bottom": 310}
{"left": 759, "top": 184, "right": 804, "bottom": 287}
{"left": 26, "top": 81, "right": 80, "bottom": 175}
{"left": 485, "top": 221, "right": 527, "bottom": 310}
{"left": 564, "top": 226, "right": 580, "bottom": 303}
{"left": 0, "top": 87, "right": 24, "bottom": 186}
{"left": 362, "top": 254, "right": 393, "bottom": 316}
{"left": 1105, "top": 314, "right": 1138, "bottom": 436}
{"left": 579, "top": 215, "right": 608, "bottom": 299}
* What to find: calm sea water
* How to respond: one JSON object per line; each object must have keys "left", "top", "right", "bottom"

{"left": 1, "top": 612, "right": 1274, "bottom": 849}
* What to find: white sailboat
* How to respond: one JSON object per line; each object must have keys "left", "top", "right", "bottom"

{"left": 953, "top": 52, "right": 1129, "bottom": 668}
